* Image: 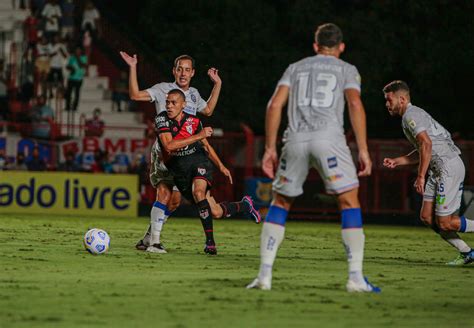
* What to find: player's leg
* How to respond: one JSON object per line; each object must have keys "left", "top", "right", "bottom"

{"left": 207, "top": 194, "right": 261, "bottom": 223}
{"left": 247, "top": 193, "right": 293, "bottom": 290}
{"left": 146, "top": 183, "right": 174, "bottom": 253}
{"left": 192, "top": 178, "right": 217, "bottom": 254}
{"left": 421, "top": 199, "right": 472, "bottom": 264}
{"left": 313, "top": 138, "right": 379, "bottom": 293}
{"left": 247, "top": 141, "right": 307, "bottom": 290}
{"left": 336, "top": 189, "right": 379, "bottom": 293}
{"left": 432, "top": 157, "right": 473, "bottom": 264}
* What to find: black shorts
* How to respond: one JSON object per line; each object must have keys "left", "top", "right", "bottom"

{"left": 171, "top": 158, "right": 214, "bottom": 203}
{"left": 48, "top": 68, "right": 63, "bottom": 83}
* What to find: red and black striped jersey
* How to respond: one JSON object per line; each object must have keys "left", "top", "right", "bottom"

{"left": 155, "top": 111, "right": 206, "bottom": 164}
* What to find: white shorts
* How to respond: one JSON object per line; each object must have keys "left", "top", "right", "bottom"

{"left": 149, "top": 140, "right": 179, "bottom": 191}
{"left": 423, "top": 156, "right": 465, "bottom": 216}
{"left": 273, "top": 137, "right": 359, "bottom": 197}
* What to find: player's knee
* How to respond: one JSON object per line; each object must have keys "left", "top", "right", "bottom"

{"left": 168, "top": 197, "right": 181, "bottom": 212}
{"left": 156, "top": 185, "right": 172, "bottom": 203}
{"left": 437, "top": 218, "right": 456, "bottom": 232}
{"left": 192, "top": 189, "right": 206, "bottom": 203}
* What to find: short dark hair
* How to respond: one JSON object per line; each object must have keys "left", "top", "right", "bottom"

{"left": 315, "top": 23, "right": 343, "bottom": 48}
{"left": 167, "top": 89, "right": 185, "bottom": 101}
{"left": 383, "top": 80, "right": 410, "bottom": 94}
{"left": 174, "top": 55, "right": 195, "bottom": 69}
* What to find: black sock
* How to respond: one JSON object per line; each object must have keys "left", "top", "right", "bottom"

{"left": 197, "top": 199, "right": 214, "bottom": 245}
{"left": 219, "top": 200, "right": 250, "bottom": 218}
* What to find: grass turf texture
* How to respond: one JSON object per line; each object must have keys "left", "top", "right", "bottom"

{"left": 0, "top": 214, "right": 473, "bottom": 328}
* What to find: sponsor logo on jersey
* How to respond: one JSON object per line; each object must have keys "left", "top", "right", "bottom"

{"left": 327, "top": 156, "right": 338, "bottom": 168}
{"left": 280, "top": 158, "right": 287, "bottom": 171}
{"left": 408, "top": 120, "right": 416, "bottom": 129}
{"left": 156, "top": 116, "right": 165, "bottom": 122}
{"left": 191, "top": 94, "right": 197, "bottom": 103}
{"left": 198, "top": 167, "right": 206, "bottom": 175}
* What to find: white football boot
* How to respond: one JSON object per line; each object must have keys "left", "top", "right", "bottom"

{"left": 246, "top": 278, "right": 271, "bottom": 290}
{"left": 146, "top": 243, "right": 167, "bottom": 254}
{"left": 346, "top": 277, "right": 381, "bottom": 293}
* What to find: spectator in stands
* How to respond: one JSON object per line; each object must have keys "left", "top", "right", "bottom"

{"left": 47, "top": 35, "right": 68, "bottom": 98}
{"left": 31, "top": 94, "right": 54, "bottom": 139}
{"left": 9, "top": 152, "right": 28, "bottom": 171}
{"left": 0, "top": 62, "right": 8, "bottom": 120}
{"left": 84, "top": 108, "right": 105, "bottom": 137}
{"left": 26, "top": 146, "right": 47, "bottom": 171}
{"left": 112, "top": 71, "right": 129, "bottom": 112}
{"left": 81, "top": 1, "right": 100, "bottom": 42}
{"left": 0, "top": 149, "right": 7, "bottom": 170}
{"left": 23, "top": 9, "right": 39, "bottom": 58}
{"left": 58, "top": 151, "right": 81, "bottom": 171}
{"left": 112, "top": 153, "right": 129, "bottom": 173}
{"left": 41, "top": 0, "right": 62, "bottom": 41}
{"left": 61, "top": 0, "right": 75, "bottom": 39}
{"left": 128, "top": 152, "right": 148, "bottom": 186}
{"left": 65, "top": 46, "right": 87, "bottom": 112}
{"left": 35, "top": 36, "right": 51, "bottom": 96}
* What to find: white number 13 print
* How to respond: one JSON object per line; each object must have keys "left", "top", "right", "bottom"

{"left": 297, "top": 72, "right": 337, "bottom": 108}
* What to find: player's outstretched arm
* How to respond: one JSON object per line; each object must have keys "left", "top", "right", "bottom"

{"left": 263, "top": 85, "right": 289, "bottom": 179}
{"left": 159, "top": 127, "right": 213, "bottom": 153}
{"left": 119, "top": 51, "right": 152, "bottom": 102}
{"left": 201, "top": 68, "right": 222, "bottom": 116}
{"left": 201, "top": 138, "right": 233, "bottom": 185}
{"left": 345, "top": 89, "right": 372, "bottom": 177}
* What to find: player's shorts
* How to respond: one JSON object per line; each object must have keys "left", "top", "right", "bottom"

{"left": 171, "top": 158, "right": 214, "bottom": 203}
{"left": 149, "top": 140, "right": 178, "bottom": 191}
{"left": 423, "top": 155, "right": 465, "bottom": 216}
{"left": 273, "top": 136, "right": 359, "bottom": 197}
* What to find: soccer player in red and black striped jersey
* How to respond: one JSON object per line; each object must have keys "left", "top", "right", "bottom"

{"left": 156, "top": 89, "right": 261, "bottom": 254}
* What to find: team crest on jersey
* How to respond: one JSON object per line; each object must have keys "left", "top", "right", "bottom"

{"left": 186, "top": 124, "right": 193, "bottom": 134}
{"left": 191, "top": 94, "right": 197, "bottom": 103}
{"left": 408, "top": 120, "right": 416, "bottom": 129}
{"left": 172, "top": 126, "right": 178, "bottom": 132}
{"left": 198, "top": 167, "right": 206, "bottom": 175}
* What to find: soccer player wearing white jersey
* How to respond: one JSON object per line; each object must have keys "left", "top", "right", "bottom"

{"left": 247, "top": 23, "right": 380, "bottom": 292}
{"left": 383, "top": 80, "right": 474, "bottom": 265}
{"left": 120, "top": 51, "right": 222, "bottom": 253}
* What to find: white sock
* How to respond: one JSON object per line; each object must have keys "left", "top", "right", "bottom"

{"left": 460, "top": 216, "right": 474, "bottom": 233}
{"left": 150, "top": 204, "right": 167, "bottom": 245}
{"left": 258, "top": 222, "right": 285, "bottom": 285}
{"left": 342, "top": 228, "right": 365, "bottom": 284}
{"left": 439, "top": 231, "right": 471, "bottom": 253}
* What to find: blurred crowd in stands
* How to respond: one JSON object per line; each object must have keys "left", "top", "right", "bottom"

{"left": 0, "top": 0, "right": 102, "bottom": 130}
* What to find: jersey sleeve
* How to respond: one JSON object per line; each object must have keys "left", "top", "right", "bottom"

{"left": 194, "top": 90, "right": 208, "bottom": 113}
{"left": 403, "top": 109, "right": 428, "bottom": 136}
{"left": 154, "top": 113, "right": 170, "bottom": 134}
{"left": 343, "top": 64, "right": 361, "bottom": 92}
{"left": 277, "top": 65, "right": 293, "bottom": 87}
{"left": 145, "top": 83, "right": 167, "bottom": 108}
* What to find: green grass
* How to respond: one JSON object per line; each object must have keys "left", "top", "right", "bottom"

{"left": 0, "top": 214, "right": 473, "bottom": 328}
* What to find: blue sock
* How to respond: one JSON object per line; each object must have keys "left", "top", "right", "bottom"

{"left": 265, "top": 205, "right": 288, "bottom": 226}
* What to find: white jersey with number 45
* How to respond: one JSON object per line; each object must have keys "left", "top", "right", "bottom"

{"left": 278, "top": 54, "right": 361, "bottom": 138}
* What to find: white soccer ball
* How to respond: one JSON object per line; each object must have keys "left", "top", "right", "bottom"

{"left": 83, "top": 228, "right": 110, "bottom": 255}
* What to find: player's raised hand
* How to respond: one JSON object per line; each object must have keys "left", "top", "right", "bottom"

{"left": 119, "top": 51, "right": 137, "bottom": 67}
{"left": 207, "top": 68, "right": 221, "bottom": 85}
{"left": 383, "top": 158, "right": 397, "bottom": 169}
{"left": 220, "top": 165, "right": 233, "bottom": 185}
{"left": 262, "top": 148, "right": 278, "bottom": 179}
{"left": 357, "top": 150, "right": 372, "bottom": 177}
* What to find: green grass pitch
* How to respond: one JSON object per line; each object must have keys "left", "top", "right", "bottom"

{"left": 0, "top": 214, "right": 473, "bottom": 327}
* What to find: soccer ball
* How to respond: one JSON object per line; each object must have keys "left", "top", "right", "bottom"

{"left": 83, "top": 228, "right": 110, "bottom": 254}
